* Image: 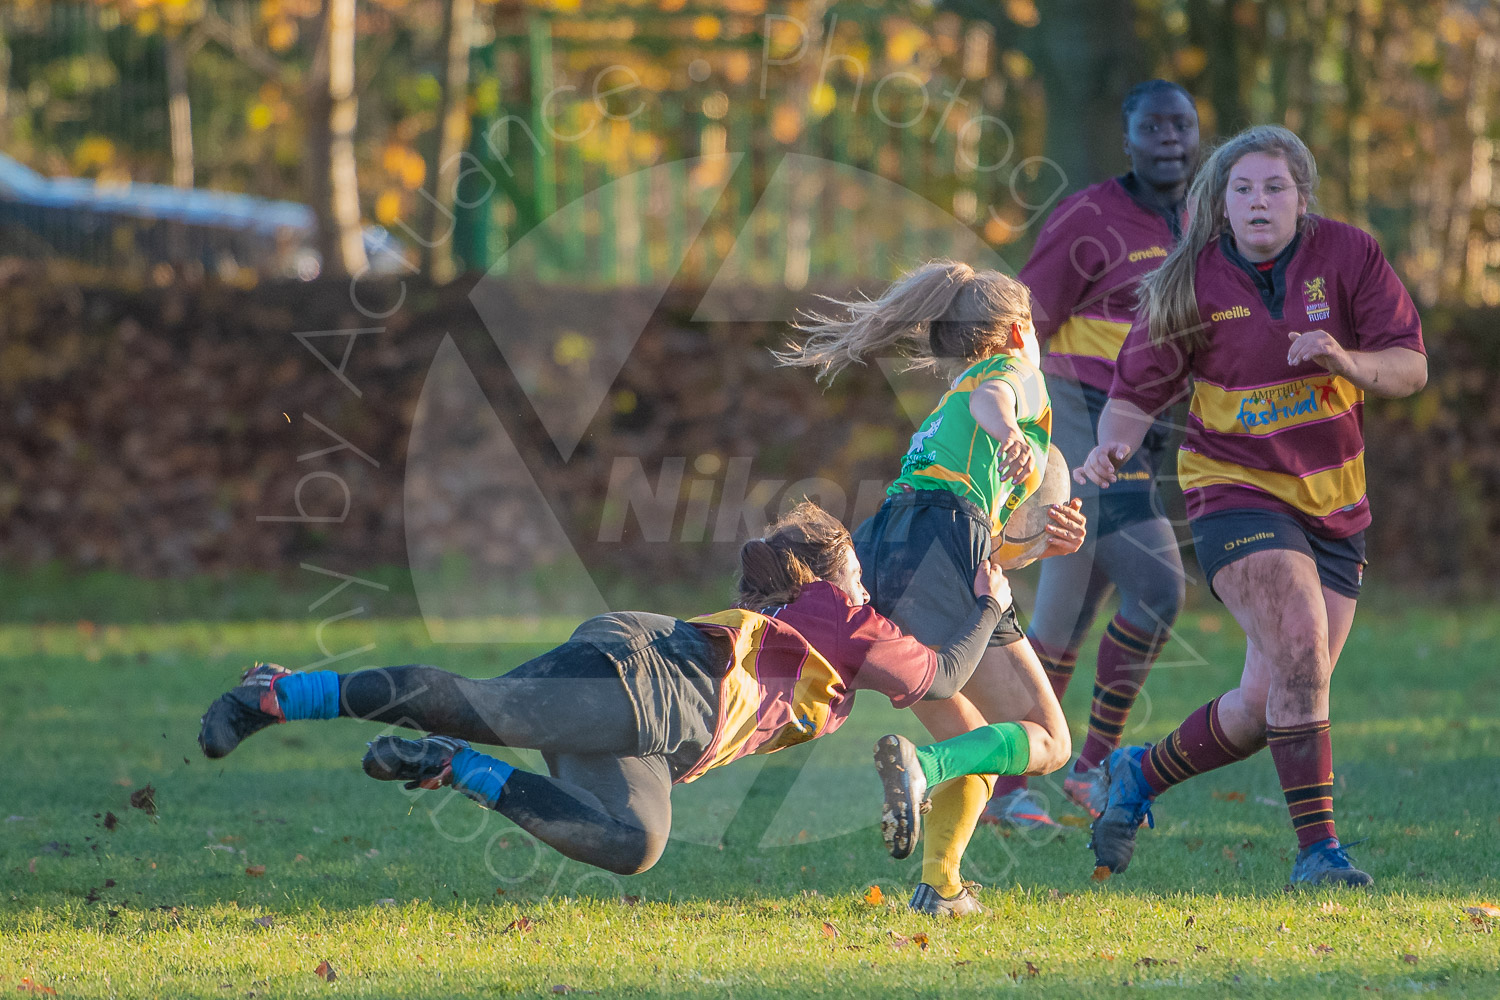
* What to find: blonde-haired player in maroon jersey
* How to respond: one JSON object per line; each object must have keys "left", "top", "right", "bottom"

{"left": 1077, "top": 125, "right": 1427, "bottom": 887}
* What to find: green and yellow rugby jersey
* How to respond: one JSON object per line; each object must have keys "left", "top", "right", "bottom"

{"left": 890, "top": 354, "right": 1052, "bottom": 532}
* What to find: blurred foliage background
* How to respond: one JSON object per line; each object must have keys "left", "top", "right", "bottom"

{"left": 0, "top": 0, "right": 1497, "bottom": 593}
{"left": 3, "top": 0, "right": 1497, "bottom": 297}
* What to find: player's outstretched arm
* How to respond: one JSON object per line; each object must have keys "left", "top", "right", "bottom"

{"left": 1075, "top": 398, "right": 1156, "bottom": 487}
{"left": 1286, "top": 332, "right": 1427, "bottom": 398}
{"left": 969, "top": 380, "right": 1034, "bottom": 485}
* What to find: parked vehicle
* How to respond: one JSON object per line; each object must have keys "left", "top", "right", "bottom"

{"left": 0, "top": 153, "right": 407, "bottom": 280}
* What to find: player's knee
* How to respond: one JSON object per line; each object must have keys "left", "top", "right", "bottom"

{"left": 599, "top": 826, "right": 669, "bottom": 876}
{"left": 1120, "top": 574, "right": 1185, "bottom": 633}
{"left": 1281, "top": 630, "right": 1331, "bottom": 681}
{"left": 1029, "top": 723, "right": 1072, "bottom": 774}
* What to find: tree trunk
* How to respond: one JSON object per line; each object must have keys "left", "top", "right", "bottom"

{"left": 1340, "top": 0, "right": 1371, "bottom": 230}
{"left": 165, "top": 29, "right": 194, "bottom": 189}
{"left": 307, "top": 0, "right": 367, "bottom": 277}
{"left": 1029, "top": 0, "right": 1146, "bottom": 189}
{"left": 1187, "top": 0, "right": 1247, "bottom": 135}
{"left": 421, "top": 0, "right": 475, "bottom": 283}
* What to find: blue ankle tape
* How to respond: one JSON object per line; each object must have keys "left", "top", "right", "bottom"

{"left": 274, "top": 671, "right": 341, "bottom": 721}
{"left": 450, "top": 748, "right": 515, "bottom": 810}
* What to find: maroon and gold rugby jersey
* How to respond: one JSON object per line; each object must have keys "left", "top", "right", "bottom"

{"left": 1021, "top": 175, "right": 1183, "bottom": 392}
{"left": 1110, "top": 218, "right": 1425, "bottom": 538}
{"left": 679, "top": 581, "right": 939, "bottom": 782}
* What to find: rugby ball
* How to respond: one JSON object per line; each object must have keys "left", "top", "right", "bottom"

{"left": 991, "top": 444, "right": 1071, "bottom": 570}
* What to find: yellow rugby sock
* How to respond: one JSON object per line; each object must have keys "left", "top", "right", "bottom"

{"left": 919, "top": 772, "right": 996, "bottom": 898}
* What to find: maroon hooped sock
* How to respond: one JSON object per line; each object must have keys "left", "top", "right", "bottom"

{"left": 990, "top": 638, "right": 1077, "bottom": 799}
{"left": 1141, "top": 697, "right": 1258, "bottom": 796}
{"left": 1077, "top": 615, "right": 1167, "bottom": 772}
{"left": 1266, "top": 720, "right": 1337, "bottom": 849}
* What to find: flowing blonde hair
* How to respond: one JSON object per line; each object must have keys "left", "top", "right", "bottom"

{"left": 774, "top": 259, "right": 1032, "bottom": 381}
{"left": 735, "top": 501, "right": 852, "bottom": 610}
{"left": 1139, "top": 124, "right": 1319, "bottom": 348}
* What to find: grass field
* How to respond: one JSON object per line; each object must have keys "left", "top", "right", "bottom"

{"left": 3, "top": 586, "right": 1499, "bottom": 998}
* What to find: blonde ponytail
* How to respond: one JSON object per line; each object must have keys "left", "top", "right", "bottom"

{"left": 774, "top": 259, "right": 1030, "bottom": 381}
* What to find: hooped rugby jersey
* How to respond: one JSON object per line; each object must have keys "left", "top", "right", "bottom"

{"left": 1021, "top": 175, "right": 1185, "bottom": 392}
{"left": 1109, "top": 217, "right": 1425, "bottom": 538}
{"left": 680, "top": 581, "right": 940, "bottom": 782}
{"left": 889, "top": 353, "right": 1052, "bottom": 534}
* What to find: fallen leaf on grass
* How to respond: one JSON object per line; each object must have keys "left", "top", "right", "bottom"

{"left": 1008, "top": 960, "right": 1039, "bottom": 979}
{"left": 1212, "top": 790, "right": 1246, "bottom": 803}
{"left": 314, "top": 960, "right": 337, "bottom": 982}
{"left": 103, "top": 812, "right": 119, "bottom": 831}
{"left": 505, "top": 916, "right": 534, "bottom": 933}
{"left": 1184, "top": 914, "right": 1196, "bottom": 928}
{"left": 888, "top": 931, "right": 909, "bottom": 948}
{"left": 294, "top": 854, "right": 308, "bottom": 863}
{"left": 1135, "top": 956, "right": 1177, "bottom": 967}
{"left": 245, "top": 865, "right": 267, "bottom": 877}
{"left": 1403, "top": 953, "right": 1419, "bottom": 964}
{"left": 1091, "top": 866, "right": 1112, "bottom": 882}
{"left": 911, "top": 933, "right": 930, "bottom": 952}
{"left": 820, "top": 921, "right": 840, "bottom": 939}
{"left": 1276, "top": 922, "right": 1289, "bottom": 933}
{"left": 28, "top": 858, "right": 37, "bottom": 873}
{"left": 253, "top": 916, "right": 274, "bottom": 929}
{"left": 1318, "top": 900, "right": 1346, "bottom": 915}
{"left": 1195, "top": 945, "right": 1209, "bottom": 953}
{"left": 1312, "top": 944, "right": 1334, "bottom": 954}
{"left": 1465, "top": 904, "right": 1500, "bottom": 918}
{"left": 863, "top": 885, "right": 884, "bottom": 906}
{"left": 130, "top": 785, "right": 157, "bottom": 816}
{"left": 17, "top": 978, "right": 57, "bottom": 995}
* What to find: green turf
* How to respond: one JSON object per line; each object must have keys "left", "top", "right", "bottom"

{"left": 2, "top": 605, "right": 1498, "bottom": 997}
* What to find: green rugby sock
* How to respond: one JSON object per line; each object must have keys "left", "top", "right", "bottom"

{"left": 914, "top": 723, "right": 1030, "bottom": 786}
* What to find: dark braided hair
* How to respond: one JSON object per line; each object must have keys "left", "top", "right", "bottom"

{"left": 1121, "top": 79, "right": 1195, "bottom": 130}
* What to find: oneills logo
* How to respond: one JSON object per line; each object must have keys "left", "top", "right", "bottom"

{"left": 1224, "top": 531, "right": 1275, "bottom": 551}
{"left": 1128, "top": 245, "right": 1169, "bottom": 263}
{"left": 1209, "top": 304, "right": 1253, "bottom": 323}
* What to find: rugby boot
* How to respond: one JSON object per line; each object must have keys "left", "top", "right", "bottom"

{"left": 981, "top": 787, "right": 1061, "bottom": 831}
{"left": 1062, "top": 761, "right": 1108, "bottom": 819}
{"left": 1089, "top": 744, "right": 1156, "bottom": 874}
{"left": 874, "top": 734, "right": 930, "bottom": 860}
{"left": 198, "top": 663, "right": 291, "bottom": 759}
{"left": 909, "top": 881, "right": 984, "bottom": 918}
{"left": 363, "top": 734, "right": 470, "bottom": 790}
{"left": 1289, "top": 838, "right": 1374, "bottom": 888}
